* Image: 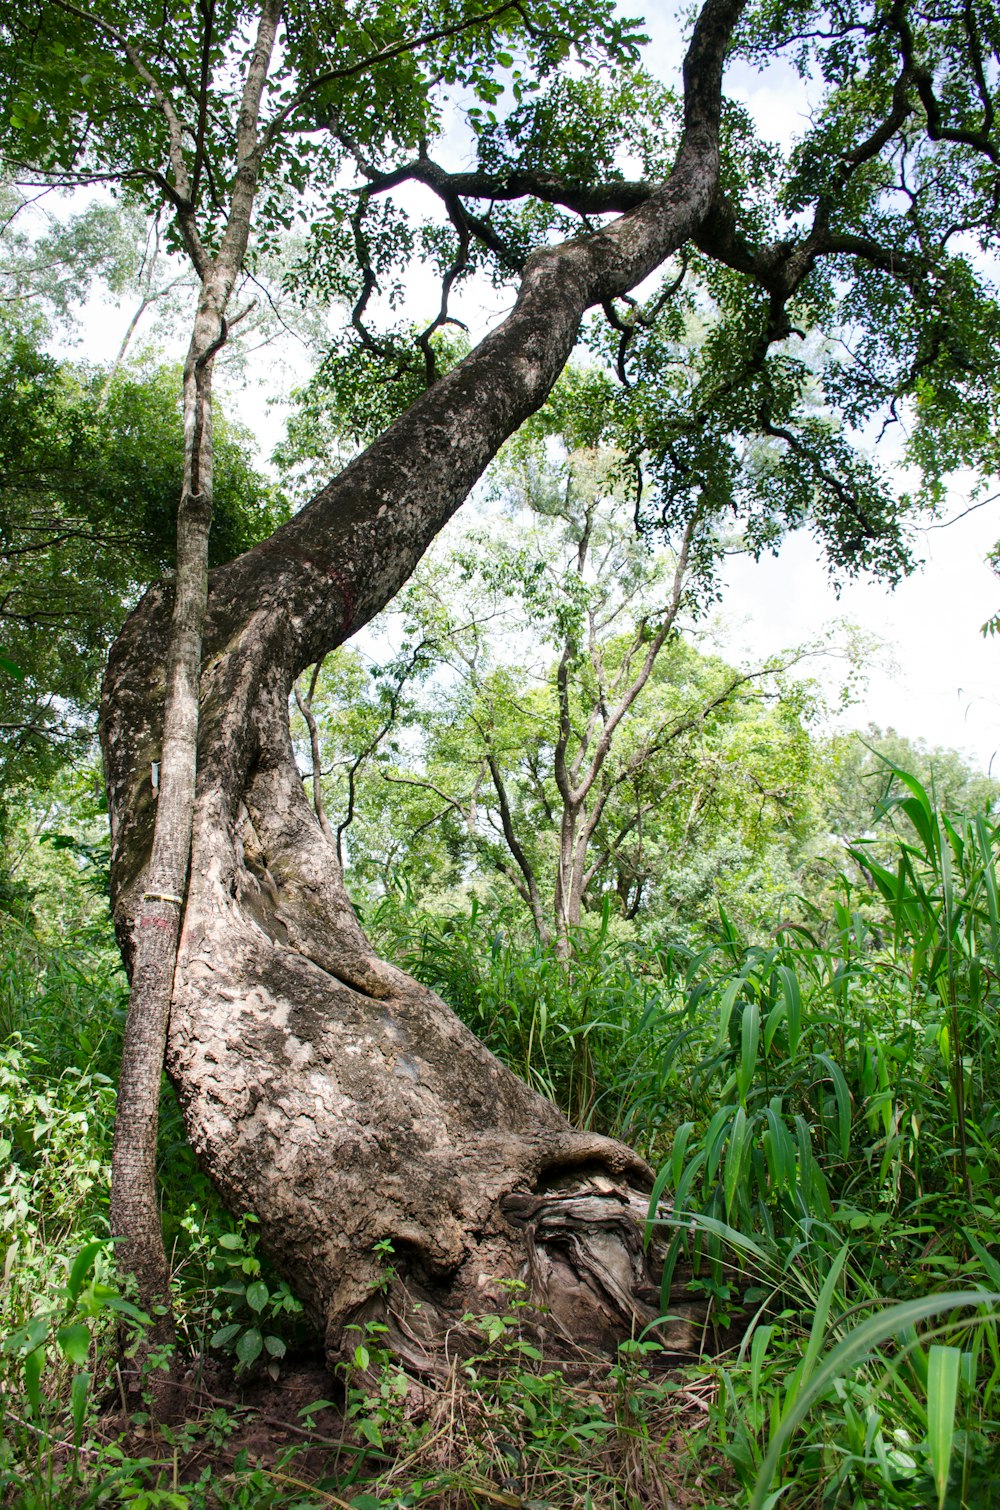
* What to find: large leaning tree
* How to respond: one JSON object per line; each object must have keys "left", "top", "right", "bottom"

{"left": 3, "top": 0, "right": 1000, "bottom": 1374}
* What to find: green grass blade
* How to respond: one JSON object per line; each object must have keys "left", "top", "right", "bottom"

{"left": 749, "top": 1290, "right": 1000, "bottom": 1510}
{"left": 724, "top": 1105, "right": 748, "bottom": 1219}
{"left": 657, "top": 1211, "right": 773, "bottom": 1268}
{"left": 776, "top": 967, "right": 802, "bottom": 1057}
{"left": 815, "top": 1052, "right": 852, "bottom": 1159}
{"left": 751, "top": 1323, "right": 775, "bottom": 1407}
{"left": 791, "top": 1243, "right": 848, "bottom": 1407}
{"left": 738, "top": 1000, "right": 761, "bottom": 1103}
{"left": 926, "top": 1344, "right": 961, "bottom": 1510}
{"left": 715, "top": 979, "right": 741, "bottom": 1051}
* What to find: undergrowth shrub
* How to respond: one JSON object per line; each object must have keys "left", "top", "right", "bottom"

{"left": 0, "top": 913, "right": 313, "bottom": 1507}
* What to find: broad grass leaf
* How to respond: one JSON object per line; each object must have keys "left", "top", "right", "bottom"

{"left": 749, "top": 1290, "right": 1000, "bottom": 1510}
{"left": 70, "top": 1369, "right": 90, "bottom": 1441}
{"left": 66, "top": 1240, "right": 105, "bottom": 1301}
{"left": 927, "top": 1344, "right": 961, "bottom": 1510}
{"left": 56, "top": 1322, "right": 90, "bottom": 1366}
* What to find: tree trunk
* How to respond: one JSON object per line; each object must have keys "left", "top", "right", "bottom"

{"left": 100, "top": 0, "right": 742, "bottom": 1367}
{"left": 106, "top": 0, "right": 283, "bottom": 1364}
{"left": 107, "top": 298, "right": 217, "bottom": 1343}
{"left": 103, "top": 580, "right": 669, "bottom": 1363}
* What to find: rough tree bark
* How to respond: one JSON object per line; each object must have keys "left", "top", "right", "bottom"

{"left": 101, "top": 0, "right": 743, "bottom": 1368}
{"left": 108, "top": 0, "right": 283, "bottom": 1345}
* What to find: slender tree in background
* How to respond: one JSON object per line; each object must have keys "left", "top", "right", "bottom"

{"left": 3, "top": 0, "right": 1000, "bottom": 1373}
{"left": 365, "top": 379, "right": 818, "bottom": 951}
{"left": 9, "top": 0, "right": 286, "bottom": 1354}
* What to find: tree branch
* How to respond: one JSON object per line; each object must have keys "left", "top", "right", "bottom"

{"left": 294, "top": 660, "right": 336, "bottom": 845}
{"left": 484, "top": 751, "right": 549, "bottom": 939}
{"left": 47, "top": 0, "right": 210, "bottom": 276}
{"left": 568, "top": 511, "right": 699, "bottom": 811}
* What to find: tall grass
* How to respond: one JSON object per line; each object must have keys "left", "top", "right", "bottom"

{"left": 368, "top": 893, "right": 685, "bottom": 1140}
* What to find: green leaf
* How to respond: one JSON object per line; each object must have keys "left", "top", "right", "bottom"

{"left": 235, "top": 1328, "right": 263, "bottom": 1366}
{"left": 298, "top": 1399, "right": 336, "bottom": 1419}
{"left": 245, "top": 1280, "right": 268, "bottom": 1312}
{"left": 750, "top": 1323, "right": 774, "bottom": 1405}
{"left": 67, "top": 1240, "right": 105, "bottom": 1301}
{"left": 356, "top": 1418, "right": 384, "bottom": 1449}
{"left": 792, "top": 1244, "right": 848, "bottom": 1408}
{"left": 738, "top": 1000, "right": 760, "bottom": 1102}
{"left": 968, "top": 1231, "right": 1000, "bottom": 1291}
{"left": 927, "top": 1345, "right": 961, "bottom": 1510}
{"left": 776, "top": 966, "right": 801, "bottom": 1057}
{"left": 715, "top": 980, "right": 740, "bottom": 1050}
{"left": 670, "top": 1122, "right": 694, "bottom": 1196}
{"left": 0, "top": 652, "right": 25, "bottom": 680}
{"left": 264, "top": 1335, "right": 286, "bottom": 1358}
{"left": 815, "top": 1052, "right": 853, "bottom": 1158}
{"left": 23, "top": 1344, "right": 44, "bottom": 1417}
{"left": 56, "top": 1322, "right": 91, "bottom": 1366}
{"left": 70, "top": 1369, "right": 90, "bottom": 1441}
{"left": 723, "top": 1105, "right": 748, "bottom": 1219}
{"left": 210, "top": 1323, "right": 241, "bottom": 1349}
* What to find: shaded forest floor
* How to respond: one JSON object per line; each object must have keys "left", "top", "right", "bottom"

{"left": 31, "top": 1342, "right": 728, "bottom": 1509}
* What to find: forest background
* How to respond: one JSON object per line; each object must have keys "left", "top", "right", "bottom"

{"left": 3, "top": 0, "right": 1000, "bottom": 1504}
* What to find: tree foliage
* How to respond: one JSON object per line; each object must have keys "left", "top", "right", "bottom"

{"left": 0, "top": 338, "right": 284, "bottom": 796}
{"left": 4, "top": 0, "right": 997, "bottom": 596}
{"left": 292, "top": 382, "right": 837, "bottom": 946}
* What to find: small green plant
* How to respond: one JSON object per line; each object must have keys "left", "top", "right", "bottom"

{"left": 342, "top": 1320, "right": 411, "bottom": 1455}
{"left": 0, "top": 1239, "right": 147, "bottom": 1503}
{"left": 203, "top": 1218, "right": 303, "bottom": 1377}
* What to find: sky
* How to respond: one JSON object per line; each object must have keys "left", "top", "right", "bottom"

{"left": 716, "top": 510, "right": 1000, "bottom": 774}
{"left": 54, "top": 2, "right": 1000, "bottom": 775}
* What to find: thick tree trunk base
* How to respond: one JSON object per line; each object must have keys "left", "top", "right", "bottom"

{"left": 103, "top": 588, "right": 701, "bottom": 1380}
{"left": 101, "top": 569, "right": 714, "bottom": 1359}
{"left": 164, "top": 757, "right": 679, "bottom": 1368}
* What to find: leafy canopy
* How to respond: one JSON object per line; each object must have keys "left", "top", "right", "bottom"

{"left": 1, "top": 0, "right": 999, "bottom": 596}
{"left": 0, "top": 338, "right": 285, "bottom": 796}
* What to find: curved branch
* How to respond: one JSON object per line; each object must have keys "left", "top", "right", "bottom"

{"left": 893, "top": 0, "right": 1000, "bottom": 164}
{"left": 484, "top": 751, "right": 549, "bottom": 939}
{"left": 364, "top": 156, "right": 656, "bottom": 217}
